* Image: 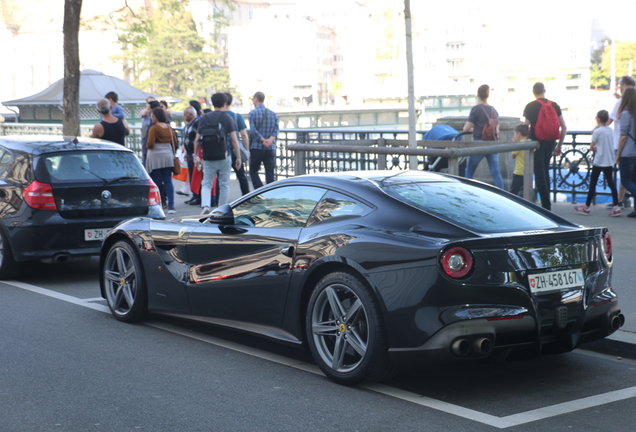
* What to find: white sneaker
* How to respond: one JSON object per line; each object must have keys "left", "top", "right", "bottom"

{"left": 200, "top": 206, "right": 211, "bottom": 215}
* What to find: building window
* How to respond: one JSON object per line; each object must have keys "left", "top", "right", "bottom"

{"left": 566, "top": 86, "right": 579, "bottom": 91}
{"left": 567, "top": 74, "right": 581, "bottom": 80}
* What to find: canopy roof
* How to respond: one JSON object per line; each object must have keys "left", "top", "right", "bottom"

{"left": 3, "top": 69, "right": 179, "bottom": 106}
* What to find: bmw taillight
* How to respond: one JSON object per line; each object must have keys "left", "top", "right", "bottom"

{"left": 23, "top": 181, "right": 57, "bottom": 211}
{"left": 148, "top": 179, "right": 161, "bottom": 206}
{"left": 602, "top": 232, "right": 612, "bottom": 262}
{"left": 440, "top": 247, "right": 474, "bottom": 279}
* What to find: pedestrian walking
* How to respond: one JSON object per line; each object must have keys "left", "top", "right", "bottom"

{"left": 141, "top": 97, "right": 160, "bottom": 165}
{"left": 574, "top": 110, "right": 621, "bottom": 216}
{"left": 616, "top": 87, "right": 636, "bottom": 218}
{"left": 223, "top": 92, "right": 251, "bottom": 196}
{"left": 248, "top": 91, "right": 279, "bottom": 189}
{"left": 608, "top": 75, "right": 635, "bottom": 208}
{"left": 146, "top": 108, "right": 177, "bottom": 214}
{"left": 182, "top": 105, "right": 200, "bottom": 203}
{"left": 523, "top": 82, "right": 567, "bottom": 210}
{"left": 463, "top": 84, "right": 504, "bottom": 189}
{"left": 105, "top": 91, "right": 125, "bottom": 119}
{"left": 194, "top": 93, "right": 242, "bottom": 214}
{"left": 89, "top": 98, "right": 130, "bottom": 145}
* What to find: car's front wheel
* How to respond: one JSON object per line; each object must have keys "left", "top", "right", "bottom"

{"left": 306, "top": 272, "right": 390, "bottom": 385}
{"left": 102, "top": 240, "right": 148, "bottom": 322}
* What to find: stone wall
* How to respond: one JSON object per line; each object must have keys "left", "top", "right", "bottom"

{"left": 434, "top": 116, "right": 524, "bottom": 189}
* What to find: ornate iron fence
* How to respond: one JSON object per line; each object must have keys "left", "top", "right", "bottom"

{"left": 0, "top": 123, "right": 617, "bottom": 204}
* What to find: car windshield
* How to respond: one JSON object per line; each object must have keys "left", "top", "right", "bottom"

{"left": 36, "top": 151, "right": 146, "bottom": 184}
{"left": 380, "top": 180, "right": 559, "bottom": 233}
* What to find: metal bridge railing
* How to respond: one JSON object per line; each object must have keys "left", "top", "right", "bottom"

{"left": 0, "top": 124, "right": 618, "bottom": 204}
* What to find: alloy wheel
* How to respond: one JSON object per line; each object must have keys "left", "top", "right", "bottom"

{"left": 103, "top": 244, "right": 139, "bottom": 317}
{"left": 310, "top": 283, "right": 369, "bottom": 373}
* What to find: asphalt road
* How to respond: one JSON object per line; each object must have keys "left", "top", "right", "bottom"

{"left": 2, "top": 177, "right": 636, "bottom": 431}
{"left": 3, "top": 260, "right": 636, "bottom": 431}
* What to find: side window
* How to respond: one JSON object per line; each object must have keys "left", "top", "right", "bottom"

{"left": 307, "top": 191, "right": 373, "bottom": 227}
{"left": 0, "top": 148, "right": 13, "bottom": 178}
{"left": 234, "top": 186, "right": 326, "bottom": 228}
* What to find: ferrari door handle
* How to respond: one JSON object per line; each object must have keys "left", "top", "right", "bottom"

{"left": 280, "top": 246, "right": 294, "bottom": 257}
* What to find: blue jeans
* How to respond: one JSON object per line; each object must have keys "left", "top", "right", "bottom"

{"left": 249, "top": 149, "right": 276, "bottom": 189}
{"left": 149, "top": 167, "right": 174, "bottom": 207}
{"left": 619, "top": 156, "right": 636, "bottom": 198}
{"left": 465, "top": 153, "right": 504, "bottom": 189}
{"left": 201, "top": 155, "right": 232, "bottom": 208}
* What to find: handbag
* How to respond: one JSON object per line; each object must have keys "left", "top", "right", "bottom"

{"left": 170, "top": 127, "right": 182, "bottom": 175}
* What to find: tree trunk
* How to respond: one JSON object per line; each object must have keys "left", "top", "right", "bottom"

{"left": 63, "top": 0, "right": 82, "bottom": 137}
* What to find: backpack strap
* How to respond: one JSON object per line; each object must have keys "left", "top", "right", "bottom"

{"left": 479, "top": 104, "right": 494, "bottom": 119}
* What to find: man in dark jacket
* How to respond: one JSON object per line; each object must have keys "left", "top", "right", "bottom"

{"left": 182, "top": 105, "right": 200, "bottom": 204}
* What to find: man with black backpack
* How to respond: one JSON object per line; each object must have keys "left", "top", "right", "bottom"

{"left": 523, "top": 82, "right": 567, "bottom": 210}
{"left": 194, "top": 93, "right": 242, "bottom": 214}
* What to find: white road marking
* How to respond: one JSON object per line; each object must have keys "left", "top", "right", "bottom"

{"left": 3, "top": 280, "right": 110, "bottom": 313}
{"left": 5, "top": 280, "right": 636, "bottom": 429}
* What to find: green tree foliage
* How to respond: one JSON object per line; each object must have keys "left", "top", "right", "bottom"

{"left": 590, "top": 39, "right": 636, "bottom": 90}
{"left": 601, "top": 40, "right": 636, "bottom": 82}
{"left": 86, "top": 0, "right": 231, "bottom": 104}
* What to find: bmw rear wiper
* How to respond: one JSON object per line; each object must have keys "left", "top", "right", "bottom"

{"left": 81, "top": 166, "right": 108, "bottom": 184}
{"left": 106, "top": 176, "right": 139, "bottom": 185}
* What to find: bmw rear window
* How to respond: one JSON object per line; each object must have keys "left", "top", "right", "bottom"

{"left": 381, "top": 180, "right": 559, "bottom": 233}
{"left": 35, "top": 151, "right": 147, "bottom": 184}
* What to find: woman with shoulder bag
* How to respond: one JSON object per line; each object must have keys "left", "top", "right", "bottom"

{"left": 146, "top": 108, "right": 177, "bottom": 214}
{"left": 462, "top": 84, "right": 504, "bottom": 189}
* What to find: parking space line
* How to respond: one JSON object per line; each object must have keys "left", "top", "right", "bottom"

{"left": 5, "top": 280, "right": 636, "bottom": 429}
{"left": 3, "top": 280, "right": 110, "bottom": 313}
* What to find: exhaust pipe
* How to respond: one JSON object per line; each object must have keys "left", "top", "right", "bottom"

{"left": 472, "top": 337, "right": 492, "bottom": 356}
{"left": 54, "top": 253, "right": 70, "bottom": 263}
{"left": 451, "top": 339, "right": 470, "bottom": 356}
{"left": 610, "top": 314, "right": 624, "bottom": 332}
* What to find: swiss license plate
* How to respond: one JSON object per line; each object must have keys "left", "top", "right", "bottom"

{"left": 84, "top": 228, "right": 111, "bottom": 241}
{"left": 528, "top": 269, "right": 584, "bottom": 294}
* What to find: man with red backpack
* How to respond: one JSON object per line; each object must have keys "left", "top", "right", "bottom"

{"left": 523, "top": 82, "right": 567, "bottom": 210}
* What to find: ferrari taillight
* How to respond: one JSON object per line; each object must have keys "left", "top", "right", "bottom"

{"left": 23, "top": 181, "right": 57, "bottom": 211}
{"left": 440, "top": 246, "right": 474, "bottom": 279}
{"left": 602, "top": 232, "right": 612, "bottom": 262}
{"left": 148, "top": 179, "right": 161, "bottom": 206}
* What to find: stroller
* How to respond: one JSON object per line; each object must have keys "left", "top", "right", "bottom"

{"left": 421, "top": 124, "right": 469, "bottom": 177}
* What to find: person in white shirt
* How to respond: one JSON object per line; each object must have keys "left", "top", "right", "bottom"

{"left": 608, "top": 75, "right": 636, "bottom": 206}
{"left": 574, "top": 110, "right": 621, "bottom": 216}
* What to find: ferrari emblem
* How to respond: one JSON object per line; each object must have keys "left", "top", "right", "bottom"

{"left": 120, "top": 277, "right": 126, "bottom": 286}
{"left": 339, "top": 323, "right": 346, "bottom": 333}
{"left": 178, "top": 228, "right": 187, "bottom": 238}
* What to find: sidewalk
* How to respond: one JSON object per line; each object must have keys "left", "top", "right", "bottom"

{"left": 169, "top": 176, "right": 636, "bottom": 354}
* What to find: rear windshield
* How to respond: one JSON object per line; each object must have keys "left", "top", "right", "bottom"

{"left": 35, "top": 151, "right": 147, "bottom": 184}
{"left": 380, "top": 180, "right": 559, "bottom": 233}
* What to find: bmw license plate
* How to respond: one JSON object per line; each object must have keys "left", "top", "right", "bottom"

{"left": 84, "top": 228, "right": 111, "bottom": 241}
{"left": 528, "top": 269, "right": 584, "bottom": 294}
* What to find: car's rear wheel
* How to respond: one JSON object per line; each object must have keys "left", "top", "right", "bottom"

{"left": 0, "top": 229, "right": 21, "bottom": 280}
{"left": 103, "top": 240, "right": 148, "bottom": 322}
{"left": 306, "top": 272, "right": 390, "bottom": 385}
